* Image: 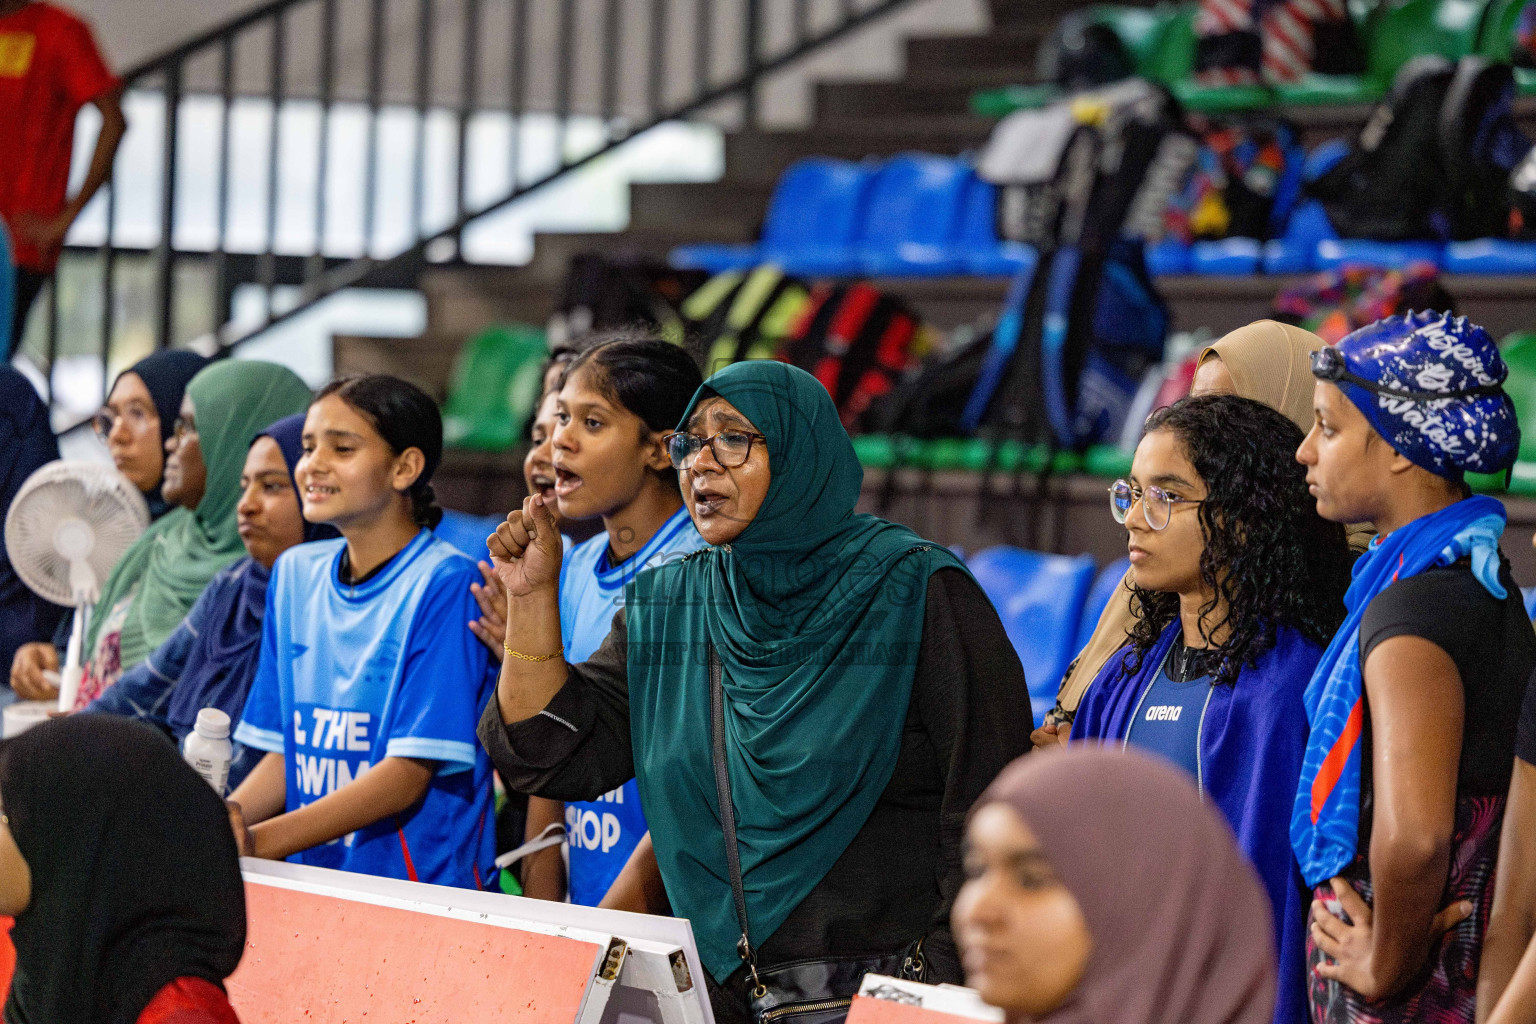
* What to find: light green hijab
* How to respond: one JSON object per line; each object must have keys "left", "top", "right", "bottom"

{"left": 627, "top": 361, "right": 967, "bottom": 983}
{"left": 86, "top": 359, "right": 312, "bottom": 671}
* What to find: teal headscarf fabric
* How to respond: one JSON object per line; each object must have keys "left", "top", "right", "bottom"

{"left": 625, "top": 361, "right": 968, "bottom": 983}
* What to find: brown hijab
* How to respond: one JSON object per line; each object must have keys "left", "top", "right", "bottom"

{"left": 975, "top": 748, "right": 1276, "bottom": 1024}
{"left": 1054, "top": 321, "right": 1350, "bottom": 720}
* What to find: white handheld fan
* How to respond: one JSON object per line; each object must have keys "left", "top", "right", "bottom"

{"left": 5, "top": 461, "right": 151, "bottom": 711}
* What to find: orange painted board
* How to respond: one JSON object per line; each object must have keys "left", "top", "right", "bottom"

{"left": 846, "top": 994, "right": 992, "bottom": 1024}
{"left": 228, "top": 881, "right": 603, "bottom": 1024}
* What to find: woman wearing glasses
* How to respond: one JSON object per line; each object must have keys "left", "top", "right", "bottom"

{"left": 9, "top": 349, "right": 207, "bottom": 702}
{"left": 1290, "top": 313, "right": 1533, "bottom": 1024}
{"left": 479, "top": 360, "right": 1029, "bottom": 1024}
{"left": 71, "top": 360, "right": 311, "bottom": 708}
{"left": 1039, "top": 320, "right": 1338, "bottom": 754}
{"left": 1073, "top": 393, "right": 1352, "bottom": 1024}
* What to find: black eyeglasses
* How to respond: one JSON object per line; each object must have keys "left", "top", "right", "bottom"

{"left": 171, "top": 416, "right": 197, "bottom": 442}
{"left": 1310, "top": 346, "right": 1506, "bottom": 403}
{"left": 663, "top": 430, "right": 766, "bottom": 469}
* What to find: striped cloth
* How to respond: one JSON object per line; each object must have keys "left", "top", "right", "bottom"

{"left": 1195, "top": 0, "right": 1348, "bottom": 85}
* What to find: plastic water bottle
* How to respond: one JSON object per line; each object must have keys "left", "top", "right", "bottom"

{"left": 184, "top": 708, "right": 233, "bottom": 796}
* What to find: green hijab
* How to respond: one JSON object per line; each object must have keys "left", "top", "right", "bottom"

{"left": 626, "top": 361, "right": 967, "bottom": 983}
{"left": 86, "top": 359, "right": 313, "bottom": 671}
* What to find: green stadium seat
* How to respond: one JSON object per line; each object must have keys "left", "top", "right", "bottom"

{"left": 1083, "top": 445, "right": 1134, "bottom": 478}
{"left": 852, "top": 433, "right": 900, "bottom": 470}
{"left": 969, "top": 3, "right": 1191, "bottom": 117}
{"left": 1142, "top": 4, "right": 1198, "bottom": 84}
{"left": 977, "top": 0, "right": 1496, "bottom": 118}
{"left": 1479, "top": 0, "right": 1536, "bottom": 93}
{"left": 1274, "top": 0, "right": 1487, "bottom": 105}
{"left": 1369, "top": 0, "right": 1488, "bottom": 76}
{"left": 440, "top": 324, "right": 548, "bottom": 452}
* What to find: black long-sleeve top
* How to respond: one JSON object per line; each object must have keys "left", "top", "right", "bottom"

{"left": 477, "top": 566, "right": 1031, "bottom": 989}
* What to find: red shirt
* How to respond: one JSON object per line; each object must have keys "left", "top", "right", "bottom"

{"left": 137, "top": 977, "right": 242, "bottom": 1024}
{"left": 0, "top": 1, "right": 117, "bottom": 271}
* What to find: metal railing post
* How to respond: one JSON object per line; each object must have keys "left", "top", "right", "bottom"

{"left": 155, "top": 62, "right": 183, "bottom": 350}
{"left": 455, "top": 0, "right": 481, "bottom": 246}
{"left": 310, "top": 0, "right": 338, "bottom": 287}
{"left": 53, "top": 0, "right": 927, "bottom": 433}
{"left": 743, "top": 0, "right": 760, "bottom": 128}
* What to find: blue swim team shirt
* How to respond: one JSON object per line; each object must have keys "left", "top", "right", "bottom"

{"left": 560, "top": 506, "right": 704, "bottom": 906}
{"left": 235, "top": 530, "right": 498, "bottom": 889}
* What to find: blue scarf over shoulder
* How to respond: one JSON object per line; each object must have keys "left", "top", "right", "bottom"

{"left": 1075, "top": 621, "right": 1321, "bottom": 1024}
{"left": 1290, "top": 496, "right": 1508, "bottom": 889}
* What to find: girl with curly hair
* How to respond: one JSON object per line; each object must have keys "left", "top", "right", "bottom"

{"left": 1073, "top": 392, "right": 1353, "bottom": 1024}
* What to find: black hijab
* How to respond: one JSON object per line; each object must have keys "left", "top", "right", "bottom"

{"left": 0, "top": 716, "right": 246, "bottom": 1024}
{"left": 113, "top": 351, "right": 209, "bottom": 519}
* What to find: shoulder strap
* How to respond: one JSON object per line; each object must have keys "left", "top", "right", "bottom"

{"left": 709, "top": 644, "right": 766, "bottom": 994}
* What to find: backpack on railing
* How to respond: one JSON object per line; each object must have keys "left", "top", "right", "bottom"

{"left": 778, "top": 282, "right": 935, "bottom": 432}
{"left": 1307, "top": 55, "right": 1531, "bottom": 242}
{"left": 1307, "top": 55, "right": 1458, "bottom": 240}
{"left": 963, "top": 78, "right": 1187, "bottom": 451}
{"left": 680, "top": 265, "right": 811, "bottom": 372}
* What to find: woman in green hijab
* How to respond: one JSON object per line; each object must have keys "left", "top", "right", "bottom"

{"left": 71, "top": 359, "right": 312, "bottom": 709}
{"left": 479, "top": 361, "right": 1030, "bottom": 1024}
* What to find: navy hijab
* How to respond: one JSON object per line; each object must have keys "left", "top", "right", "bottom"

{"left": 113, "top": 350, "right": 208, "bottom": 519}
{"left": 0, "top": 368, "right": 67, "bottom": 675}
{"left": 162, "top": 413, "right": 335, "bottom": 734}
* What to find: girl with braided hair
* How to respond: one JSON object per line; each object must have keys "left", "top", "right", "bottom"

{"left": 1074, "top": 392, "right": 1353, "bottom": 1024}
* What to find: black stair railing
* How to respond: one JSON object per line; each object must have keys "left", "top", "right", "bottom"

{"left": 39, "top": 0, "right": 922, "bottom": 422}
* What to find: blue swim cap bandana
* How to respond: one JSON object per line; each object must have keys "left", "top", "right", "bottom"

{"left": 1328, "top": 311, "right": 1520, "bottom": 480}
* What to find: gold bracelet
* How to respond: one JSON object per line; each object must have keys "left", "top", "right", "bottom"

{"left": 503, "top": 644, "right": 564, "bottom": 663}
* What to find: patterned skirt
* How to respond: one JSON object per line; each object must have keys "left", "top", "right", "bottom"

{"left": 1306, "top": 795, "right": 1504, "bottom": 1024}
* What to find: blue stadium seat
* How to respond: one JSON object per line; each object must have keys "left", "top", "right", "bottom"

{"left": 968, "top": 546, "right": 1098, "bottom": 726}
{"left": 1189, "top": 237, "right": 1262, "bottom": 275}
{"left": 1146, "top": 238, "right": 1193, "bottom": 275}
{"left": 1443, "top": 239, "right": 1536, "bottom": 273}
{"left": 669, "top": 158, "right": 875, "bottom": 274}
{"left": 433, "top": 509, "right": 502, "bottom": 561}
{"left": 1076, "top": 556, "right": 1132, "bottom": 653}
{"left": 955, "top": 176, "right": 1036, "bottom": 277}
{"left": 1262, "top": 199, "right": 1336, "bottom": 274}
{"left": 857, "top": 154, "right": 974, "bottom": 277}
{"left": 1314, "top": 238, "right": 1445, "bottom": 270}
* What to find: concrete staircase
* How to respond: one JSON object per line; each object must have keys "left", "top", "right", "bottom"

{"left": 364, "top": 0, "right": 1536, "bottom": 406}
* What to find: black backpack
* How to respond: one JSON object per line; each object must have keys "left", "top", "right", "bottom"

{"left": 1308, "top": 55, "right": 1459, "bottom": 240}
{"left": 1440, "top": 57, "right": 1532, "bottom": 239}
{"left": 1310, "top": 55, "right": 1532, "bottom": 241}
{"left": 967, "top": 79, "right": 1186, "bottom": 450}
